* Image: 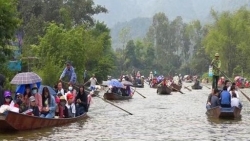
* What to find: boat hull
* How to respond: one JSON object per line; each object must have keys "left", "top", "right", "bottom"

{"left": 206, "top": 106, "right": 241, "bottom": 118}
{"left": 0, "top": 111, "right": 88, "bottom": 131}
{"left": 191, "top": 85, "right": 203, "bottom": 90}
{"left": 157, "top": 86, "right": 172, "bottom": 95}
{"left": 103, "top": 93, "right": 132, "bottom": 100}
{"left": 171, "top": 83, "right": 182, "bottom": 91}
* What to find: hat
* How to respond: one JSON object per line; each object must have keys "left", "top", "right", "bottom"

{"left": 60, "top": 96, "right": 66, "bottom": 100}
{"left": 215, "top": 53, "right": 219, "bottom": 57}
{"left": 65, "top": 61, "right": 71, "bottom": 65}
{"left": 16, "top": 93, "right": 21, "bottom": 96}
{"left": 32, "top": 84, "right": 38, "bottom": 89}
{"left": 4, "top": 91, "right": 11, "bottom": 97}
{"left": 150, "top": 71, "right": 152, "bottom": 74}
{"left": 67, "top": 94, "right": 73, "bottom": 100}
{"left": 29, "top": 96, "right": 35, "bottom": 102}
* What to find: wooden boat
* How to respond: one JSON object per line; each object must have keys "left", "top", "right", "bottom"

{"left": 132, "top": 79, "right": 144, "bottom": 88}
{"left": 103, "top": 93, "right": 132, "bottom": 100}
{"left": 191, "top": 85, "right": 203, "bottom": 90}
{"left": 91, "top": 90, "right": 100, "bottom": 97}
{"left": 157, "top": 85, "right": 172, "bottom": 95}
{"left": 0, "top": 111, "right": 88, "bottom": 131}
{"left": 206, "top": 106, "right": 241, "bottom": 119}
{"left": 170, "top": 83, "right": 182, "bottom": 92}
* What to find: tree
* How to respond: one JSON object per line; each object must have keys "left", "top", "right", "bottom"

{"left": 0, "top": 0, "right": 20, "bottom": 63}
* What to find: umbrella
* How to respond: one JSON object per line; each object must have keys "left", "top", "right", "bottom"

{"left": 38, "top": 85, "right": 57, "bottom": 96}
{"left": 15, "top": 82, "right": 41, "bottom": 94}
{"left": 108, "top": 79, "right": 124, "bottom": 88}
{"left": 121, "top": 80, "right": 133, "bottom": 86}
{"left": 234, "top": 76, "right": 240, "bottom": 81}
{"left": 10, "top": 72, "right": 42, "bottom": 85}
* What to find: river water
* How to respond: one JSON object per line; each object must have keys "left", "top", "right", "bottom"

{"left": 1, "top": 82, "right": 250, "bottom": 141}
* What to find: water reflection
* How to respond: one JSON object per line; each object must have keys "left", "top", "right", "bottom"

{"left": 0, "top": 84, "right": 250, "bottom": 140}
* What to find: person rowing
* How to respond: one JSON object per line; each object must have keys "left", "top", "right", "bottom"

{"left": 59, "top": 61, "right": 77, "bottom": 85}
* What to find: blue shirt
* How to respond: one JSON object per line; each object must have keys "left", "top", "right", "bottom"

{"left": 60, "top": 66, "right": 77, "bottom": 83}
{"left": 220, "top": 90, "right": 231, "bottom": 105}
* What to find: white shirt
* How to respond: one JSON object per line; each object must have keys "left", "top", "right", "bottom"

{"left": 57, "top": 89, "right": 65, "bottom": 96}
{"left": 231, "top": 98, "right": 240, "bottom": 107}
{"left": 89, "top": 77, "right": 97, "bottom": 86}
{"left": 66, "top": 103, "right": 76, "bottom": 116}
{"left": 230, "top": 91, "right": 239, "bottom": 99}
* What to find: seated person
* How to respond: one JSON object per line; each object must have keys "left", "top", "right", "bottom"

{"left": 192, "top": 79, "right": 202, "bottom": 89}
{"left": 58, "top": 96, "right": 69, "bottom": 118}
{"left": 23, "top": 96, "right": 39, "bottom": 116}
{"left": 229, "top": 85, "right": 239, "bottom": 98}
{"left": 120, "top": 88, "right": 127, "bottom": 96}
{"left": 206, "top": 89, "right": 214, "bottom": 109}
{"left": 0, "top": 91, "right": 19, "bottom": 114}
{"left": 66, "top": 94, "right": 75, "bottom": 118}
{"left": 220, "top": 86, "right": 231, "bottom": 108}
{"left": 15, "top": 93, "right": 28, "bottom": 113}
{"left": 231, "top": 93, "right": 243, "bottom": 108}
{"left": 75, "top": 86, "right": 88, "bottom": 116}
{"left": 210, "top": 89, "right": 220, "bottom": 108}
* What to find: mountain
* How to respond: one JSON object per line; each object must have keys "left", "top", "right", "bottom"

{"left": 93, "top": 0, "right": 250, "bottom": 48}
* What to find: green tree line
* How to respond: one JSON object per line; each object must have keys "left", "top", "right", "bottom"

{"left": 115, "top": 7, "right": 250, "bottom": 79}
{"left": 1, "top": 0, "right": 114, "bottom": 87}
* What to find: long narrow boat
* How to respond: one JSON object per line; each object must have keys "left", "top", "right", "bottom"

{"left": 206, "top": 106, "right": 241, "bottom": 119}
{"left": 103, "top": 93, "right": 132, "bottom": 100}
{"left": 170, "top": 83, "right": 182, "bottom": 92}
{"left": 157, "top": 85, "right": 172, "bottom": 95}
{"left": 0, "top": 111, "right": 88, "bottom": 131}
{"left": 191, "top": 85, "right": 203, "bottom": 90}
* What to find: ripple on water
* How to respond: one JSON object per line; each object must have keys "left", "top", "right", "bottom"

{"left": 1, "top": 84, "right": 250, "bottom": 140}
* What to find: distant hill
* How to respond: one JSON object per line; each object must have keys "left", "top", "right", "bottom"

{"left": 93, "top": 0, "right": 250, "bottom": 48}
{"left": 111, "top": 17, "right": 152, "bottom": 48}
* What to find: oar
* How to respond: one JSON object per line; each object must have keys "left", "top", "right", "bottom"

{"left": 212, "top": 65, "right": 250, "bottom": 102}
{"left": 203, "top": 85, "right": 211, "bottom": 89}
{"left": 131, "top": 87, "right": 146, "bottom": 98}
{"left": 184, "top": 86, "right": 192, "bottom": 91}
{"left": 170, "top": 85, "right": 184, "bottom": 94}
{"left": 96, "top": 95, "right": 133, "bottom": 115}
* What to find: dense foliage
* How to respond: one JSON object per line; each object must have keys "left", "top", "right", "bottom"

{"left": 114, "top": 7, "right": 250, "bottom": 79}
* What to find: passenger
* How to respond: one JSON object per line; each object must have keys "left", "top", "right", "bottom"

{"left": 75, "top": 86, "right": 88, "bottom": 116}
{"left": 26, "top": 96, "right": 40, "bottom": 116}
{"left": 206, "top": 89, "right": 214, "bottom": 109}
{"left": 66, "top": 94, "right": 76, "bottom": 118}
{"left": 65, "top": 85, "right": 76, "bottom": 101}
{"left": 229, "top": 85, "right": 239, "bottom": 98}
{"left": 58, "top": 96, "right": 69, "bottom": 118}
{"left": 23, "top": 85, "right": 32, "bottom": 106}
{"left": 40, "top": 87, "right": 56, "bottom": 118}
{"left": 210, "top": 89, "right": 220, "bottom": 108}
{"left": 220, "top": 86, "right": 231, "bottom": 108}
{"left": 231, "top": 93, "right": 243, "bottom": 108}
{"left": 15, "top": 93, "right": 26, "bottom": 113}
{"left": 31, "top": 84, "right": 42, "bottom": 112}
{"left": 56, "top": 82, "right": 65, "bottom": 96}
{"left": 159, "top": 78, "right": 167, "bottom": 86}
{"left": 0, "top": 91, "right": 19, "bottom": 114}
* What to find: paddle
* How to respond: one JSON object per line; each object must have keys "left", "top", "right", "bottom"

{"left": 131, "top": 87, "right": 146, "bottom": 98}
{"left": 184, "top": 86, "right": 192, "bottom": 91}
{"left": 171, "top": 86, "right": 184, "bottom": 94}
{"left": 96, "top": 95, "right": 133, "bottom": 115}
{"left": 212, "top": 64, "right": 250, "bottom": 102}
{"left": 203, "top": 85, "right": 211, "bottom": 89}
